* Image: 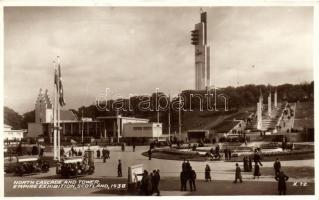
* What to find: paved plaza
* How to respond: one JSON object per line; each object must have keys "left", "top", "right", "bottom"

{"left": 4, "top": 145, "right": 314, "bottom": 196}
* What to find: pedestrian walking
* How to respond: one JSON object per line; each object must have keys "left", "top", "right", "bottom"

{"left": 253, "top": 163, "right": 261, "bottom": 179}
{"left": 275, "top": 171, "right": 289, "bottom": 195}
{"left": 189, "top": 167, "right": 197, "bottom": 191}
{"left": 205, "top": 164, "right": 212, "bottom": 182}
{"left": 253, "top": 149, "right": 263, "bottom": 166}
{"left": 273, "top": 158, "right": 281, "bottom": 177}
{"left": 133, "top": 144, "right": 136, "bottom": 152}
{"left": 117, "top": 160, "right": 122, "bottom": 177}
{"left": 233, "top": 163, "right": 243, "bottom": 183}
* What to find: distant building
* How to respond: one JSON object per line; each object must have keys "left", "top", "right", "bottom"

{"left": 28, "top": 89, "right": 162, "bottom": 144}
{"left": 4, "top": 124, "right": 25, "bottom": 141}
{"left": 97, "top": 116, "right": 158, "bottom": 143}
{"left": 123, "top": 122, "right": 162, "bottom": 138}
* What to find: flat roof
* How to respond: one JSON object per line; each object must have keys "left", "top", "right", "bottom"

{"left": 96, "top": 115, "right": 149, "bottom": 121}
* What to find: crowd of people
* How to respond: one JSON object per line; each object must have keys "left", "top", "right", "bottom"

{"left": 180, "top": 159, "right": 197, "bottom": 192}
{"left": 138, "top": 169, "right": 161, "bottom": 195}
{"left": 15, "top": 160, "right": 50, "bottom": 175}
{"left": 57, "top": 158, "right": 94, "bottom": 178}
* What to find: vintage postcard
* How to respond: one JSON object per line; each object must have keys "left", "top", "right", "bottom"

{"left": 1, "top": 1, "right": 317, "bottom": 198}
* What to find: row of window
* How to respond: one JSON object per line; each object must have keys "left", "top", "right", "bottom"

{"left": 133, "top": 126, "right": 153, "bottom": 131}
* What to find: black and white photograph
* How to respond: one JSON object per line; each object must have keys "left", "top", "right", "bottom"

{"left": 2, "top": 1, "right": 317, "bottom": 197}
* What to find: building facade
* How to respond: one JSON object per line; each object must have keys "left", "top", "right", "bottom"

{"left": 4, "top": 124, "right": 25, "bottom": 141}
{"left": 28, "top": 89, "right": 162, "bottom": 144}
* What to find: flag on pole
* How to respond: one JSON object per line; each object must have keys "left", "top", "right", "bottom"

{"left": 54, "top": 58, "right": 66, "bottom": 106}
{"left": 58, "top": 63, "right": 66, "bottom": 106}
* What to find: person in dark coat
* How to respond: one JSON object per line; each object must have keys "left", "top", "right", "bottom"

{"left": 233, "top": 163, "right": 243, "bottom": 183}
{"left": 243, "top": 156, "right": 248, "bottom": 172}
{"left": 102, "top": 148, "right": 107, "bottom": 163}
{"left": 140, "top": 170, "right": 152, "bottom": 195}
{"left": 182, "top": 159, "right": 187, "bottom": 172}
{"left": 96, "top": 149, "right": 101, "bottom": 159}
{"left": 117, "top": 160, "right": 122, "bottom": 177}
{"left": 275, "top": 171, "right": 289, "bottom": 195}
{"left": 248, "top": 156, "right": 253, "bottom": 172}
{"left": 189, "top": 167, "right": 197, "bottom": 191}
{"left": 253, "top": 150, "right": 263, "bottom": 166}
{"left": 180, "top": 170, "right": 188, "bottom": 191}
{"left": 224, "top": 148, "right": 228, "bottom": 160}
{"left": 253, "top": 163, "right": 261, "bottom": 179}
{"left": 133, "top": 144, "right": 136, "bottom": 152}
{"left": 151, "top": 172, "right": 155, "bottom": 195}
{"left": 205, "top": 164, "right": 212, "bottom": 182}
{"left": 273, "top": 158, "right": 281, "bottom": 177}
{"left": 148, "top": 149, "right": 152, "bottom": 160}
{"left": 154, "top": 169, "right": 160, "bottom": 196}
{"left": 185, "top": 160, "right": 191, "bottom": 171}
{"left": 106, "top": 149, "right": 110, "bottom": 159}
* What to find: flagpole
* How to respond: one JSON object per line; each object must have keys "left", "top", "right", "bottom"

{"left": 53, "top": 61, "right": 57, "bottom": 160}
{"left": 178, "top": 91, "right": 181, "bottom": 140}
{"left": 57, "top": 56, "right": 61, "bottom": 162}
{"left": 168, "top": 94, "right": 171, "bottom": 142}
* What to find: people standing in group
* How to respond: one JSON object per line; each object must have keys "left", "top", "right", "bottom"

{"left": 273, "top": 158, "right": 281, "bottom": 177}
{"left": 205, "top": 164, "right": 212, "bottom": 182}
{"left": 140, "top": 170, "right": 152, "bottom": 195}
{"left": 233, "top": 163, "right": 243, "bottom": 183}
{"left": 275, "top": 171, "right": 289, "bottom": 195}
{"left": 117, "top": 160, "right": 122, "bottom": 177}
{"left": 253, "top": 163, "right": 261, "bottom": 179}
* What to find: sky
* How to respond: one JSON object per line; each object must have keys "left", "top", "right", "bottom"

{"left": 4, "top": 6, "right": 314, "bottom": 114}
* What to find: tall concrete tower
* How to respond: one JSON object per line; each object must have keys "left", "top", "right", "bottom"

{"left": 191, "top": 11, "right": 210, "bottom": 90}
